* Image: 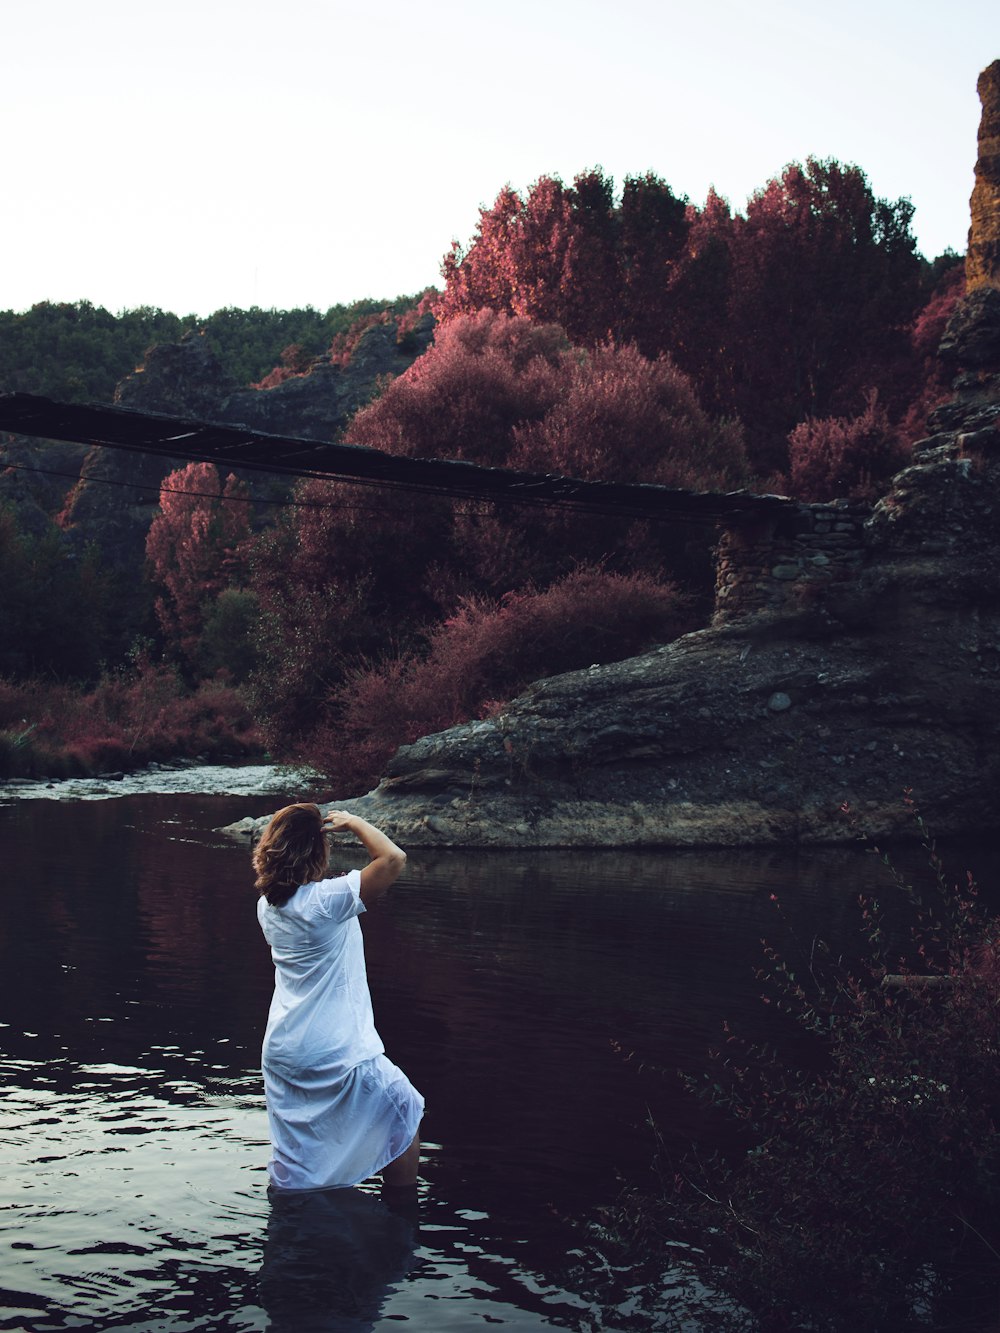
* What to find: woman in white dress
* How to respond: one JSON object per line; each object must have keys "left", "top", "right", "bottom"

{"left": 253, "top": 803, "right": 423, "bottom": 1192}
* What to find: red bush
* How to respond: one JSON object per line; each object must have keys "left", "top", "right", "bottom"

{"left": 510, "top": 340, "right": 746, "bottom": 489}
{"left": 146, "top": 463, "right": 253, "bottom": 664}
{"left": 307, "top": 566, "right": 694, "bottom": 790}
{"left": 897, "top": 263, "right": 966, "bottom": 446}
{"left": 251, "top": 342, "right": 314, "bottom": 389}
{"left": 0, "top": 664, "right": 261, "bottom": 778}
{"left": 250, "top": 312, "right": 735, "bottom": 756}
{"left": 786, "top": 391, "right": 909, "bottom": 502}
{"left": 347, "top": 309, "right": 570, "bottom": 465}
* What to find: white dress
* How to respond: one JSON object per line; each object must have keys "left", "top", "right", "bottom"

{"left": 257, "top": 870, "right": 424, "bottom": 1190}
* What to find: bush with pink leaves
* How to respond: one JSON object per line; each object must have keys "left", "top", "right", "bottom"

{"left": 308, "top": 566, "right": 694, "bottom": 792}
{"left": 786, "top": 391, "right": 909, "bottom": 502}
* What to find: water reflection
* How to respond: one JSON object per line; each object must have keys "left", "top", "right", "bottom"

{"left": 258, "top": 1186, "right": 418, "bottom": 1332}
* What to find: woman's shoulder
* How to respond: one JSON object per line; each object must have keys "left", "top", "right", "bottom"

{"left": 308, "top": 869, "right": 364, "bottom": 919}
{"left": 300, "top": 869, "right": 357, "bottom": 893}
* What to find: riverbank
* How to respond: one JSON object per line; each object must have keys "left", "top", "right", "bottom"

{"left": 0, "top": 667, "right": 263, "bottom": 780}
{"left": 0, "top": 759, "right": 321, "bottom": 804}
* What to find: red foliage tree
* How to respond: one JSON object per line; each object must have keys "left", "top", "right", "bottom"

{"left": 438, "top": 158, "right": 926, "bottom": 477}
{"left": 145, "top": 463, "right": 252, "bottom": 665}
{"left": 438, "top": 169, "right": 689, "bottom": 352}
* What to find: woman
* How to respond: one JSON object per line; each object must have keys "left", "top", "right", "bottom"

{"left": 253, "top": 803, "right": 422, "bottom": 1191}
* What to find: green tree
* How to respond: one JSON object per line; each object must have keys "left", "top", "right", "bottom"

{"left": 0, "top": 505, "right": 115, "bottom": 679}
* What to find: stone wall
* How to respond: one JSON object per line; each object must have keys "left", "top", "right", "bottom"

{"left": 713, "top": 499, "right": 870, "bottom": 623}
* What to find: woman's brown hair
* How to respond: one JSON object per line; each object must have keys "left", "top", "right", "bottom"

{"left": 254, "top": 803, "right": 329, "bottom": 907}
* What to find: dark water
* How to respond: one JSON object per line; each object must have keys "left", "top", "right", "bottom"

{"left": 0, "top": 782, "right": 992, "bottom": 1331}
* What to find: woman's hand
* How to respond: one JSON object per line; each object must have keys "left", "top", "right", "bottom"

{"left": 322, "top": 810, "right": 357, "bottom": 834}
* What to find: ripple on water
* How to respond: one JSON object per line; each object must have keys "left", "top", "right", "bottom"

{"left": 2, "top": 1057, "right": 648, "bottom": 1332}
{"left": 1, "top": 1059, "right": 271, "bottom": 1326}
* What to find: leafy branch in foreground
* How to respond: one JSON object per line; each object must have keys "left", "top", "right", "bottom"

{"left": 603, "top": 797, "right": 1000, "bottom": 1332}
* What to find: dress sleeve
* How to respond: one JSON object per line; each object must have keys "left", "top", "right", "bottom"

{"left": 313, "top": 869, "right": 365, "bottom": 923}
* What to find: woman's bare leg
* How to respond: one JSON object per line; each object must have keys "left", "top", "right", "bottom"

{"left": 381, "top": 1131, "right": 420, "bottom": 1187}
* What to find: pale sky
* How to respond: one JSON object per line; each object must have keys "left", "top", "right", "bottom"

{"left": 1, "top": 0, "right": 997, "bottom": 317}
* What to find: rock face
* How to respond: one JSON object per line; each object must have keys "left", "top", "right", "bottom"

{"left": 113, "top": 317, "right": 434, "bottom": 440}
{"left": 968, "top": 59, "right": 1000, "bottom": 292}
{"left": 252, "top": 295, "right": 1000, "bottom": 850}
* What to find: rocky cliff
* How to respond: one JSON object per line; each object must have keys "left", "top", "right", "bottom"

{"left": 967, "top": 59, "right": 1000, "bottom": 293}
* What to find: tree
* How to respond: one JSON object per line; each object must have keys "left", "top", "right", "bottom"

{"left": 438, "top": 169, "right": 689, "bottom": 352}
{"left": 617, "top": 171, "right": 691, "bottom": 356}
{"left": 437, "top": 159, "right": 927, "bottom": 478}
{"left": 0, "top": 505, "right": 115, "bottom": 680}
{"left": 145, "top": 463, "right": 252, "bottom": 666}
{"left": 706, "top": 158, "right": 923, "bottom": 470}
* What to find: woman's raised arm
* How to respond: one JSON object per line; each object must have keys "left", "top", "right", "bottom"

{"left": 323, "top": 811, "right": 406, "bottom": 905}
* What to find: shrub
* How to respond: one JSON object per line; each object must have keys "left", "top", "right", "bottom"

{"left": 612, "top": 799, "right": 1000, "bottom": 1332}
{"left": 347, "top": 308, "right": 571, "bottom": 465}
{"left": 897, "top": 263, "right": 966, "bottom": 447}
{"left": 145, "top": 463, "right": 253, "bottom": 667}
{"left": 0, "top": 663, "right": 261, "bottom": 778}
{"left": 307, "top": 566, "right": 694, "bottom": 791}
{"left": 786, "top": 390, "right": 909, "bottom": 502}
{"left": 510, "top": 340, "right": 747, "bottom": 489}
{"left": 251, "top": 342, "right": 314, "bottom": 389}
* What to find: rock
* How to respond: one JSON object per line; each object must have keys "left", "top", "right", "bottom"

{"left": 938, "top": 285, "right": 1000, "bottom": 370}
{"left": 967, "top": 59, "right": 1000, "bottom": 293}
{"left": 115, "top": 329, "right": 240, "bottom": 417}
{"left": 933, "top": 60, "right": 1000, "bottom": 442}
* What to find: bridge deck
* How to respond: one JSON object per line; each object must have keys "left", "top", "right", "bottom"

{"left": 0, "top": 392, "right": 795, "bottom": 525}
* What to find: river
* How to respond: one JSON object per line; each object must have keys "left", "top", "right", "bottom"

{"left": 1, "top": 768, "right": 991, "bottom": 1331}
